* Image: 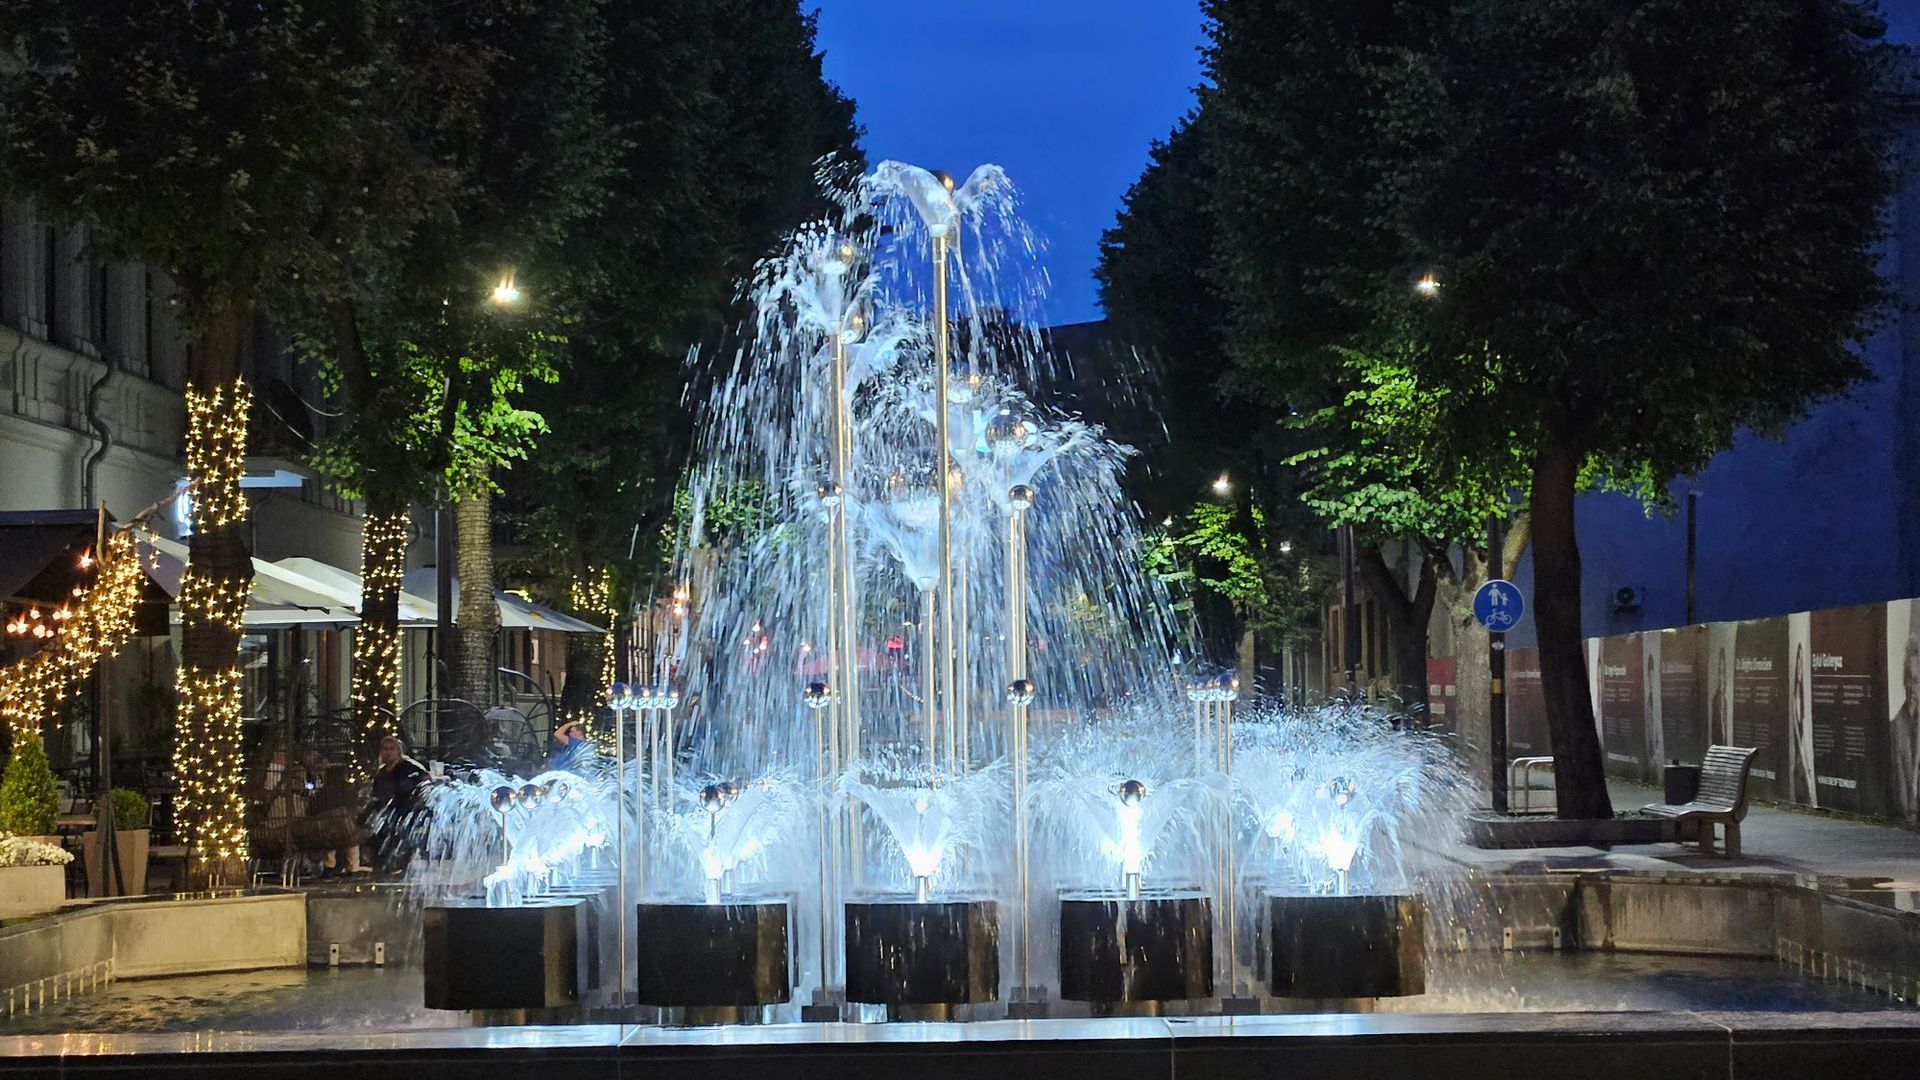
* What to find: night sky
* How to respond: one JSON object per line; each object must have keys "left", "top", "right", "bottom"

{"left": 815, "top": 0, "right": 1920, "bottom": 330}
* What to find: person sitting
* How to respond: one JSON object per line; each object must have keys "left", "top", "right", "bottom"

{"left": 297, "top": 763, "right": 366, "bottom": 877}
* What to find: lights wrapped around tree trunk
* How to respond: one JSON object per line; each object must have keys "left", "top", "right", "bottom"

{"left": 352, "top": 510, "right": 410, "bottom": 760}
{"left": 171, "top": 379, "right": 255, "bottom": 872}
{"left": 174, "top": 665, "right": 249, "bottom": 861}
{"left": 569, "top": 568, "right": 616, "bottom": 746}
{"left": 0, "top": 529, "right": 145, "bottom": 746}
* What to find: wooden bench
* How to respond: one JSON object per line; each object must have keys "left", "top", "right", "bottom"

{"left": 1643, "top": 745, "right": 1757, "bottom": 857}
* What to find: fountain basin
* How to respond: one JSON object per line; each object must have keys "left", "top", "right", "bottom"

{"left": 530, "top": 882, "right": 615, "bottom": 991}
{"left": 636, "top": 899, "right": 791, "bottom": 1007}
{"left": 1267, "top": 893, "right": 1425, "bottom": 999}
{"left": 1059, "top": 889, "right": 1214, "bottom": 1003}
{"left": 423, "top": 899, "right": 585, "bottom": 1011}
{"left": 845, "top": 897, "right": 999, "bottom": 1011}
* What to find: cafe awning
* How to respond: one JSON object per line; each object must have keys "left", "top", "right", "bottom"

{"left": 403, "top": 568, "right": 605, "bottom": 635}
{"left": 140, "top": 535, "right": 361, "bottom": 628}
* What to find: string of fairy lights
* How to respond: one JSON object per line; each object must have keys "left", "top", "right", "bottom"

{"left": 169, "top": 379, "right": 256, "bottom": 865}
{"left": 351, "top": 510, "right": 410, "bottom": 761}
{"left": 569, "top": 568, "right": 617, "bottom": 750}
{"left": 0, "top": 528, "right": 145, "bottom": 748}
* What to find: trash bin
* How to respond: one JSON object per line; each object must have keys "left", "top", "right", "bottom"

{"left": 1663, "top": 763, "right": 1701, "bottom": 804}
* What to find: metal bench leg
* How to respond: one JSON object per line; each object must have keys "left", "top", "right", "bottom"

{"left": 1724, "top": 822, "right": 1740, "bottom": 859}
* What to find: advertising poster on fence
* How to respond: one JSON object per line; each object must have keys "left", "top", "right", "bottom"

{"left": 1505, "top": 646, "right": 1548, "bottom": 757}
{"left": 1660, "top": 626, "right": 1709, "bottom": 767}
{"left": 1808, "top": 603, "right": 1888, "bottom": 814}
{"left": 1730, "top": 618, "right": 1790, "bottom": 801}
{"left": 1889, "top": 599, "right": 1920, "bottom": 823}
{"left": 1598, "top": 634, "right": 1645, "bottom": 779}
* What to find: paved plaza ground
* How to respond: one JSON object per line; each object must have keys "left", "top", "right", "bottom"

{"left": 1451, "top": 780, "right": 1920, "bottom": 892}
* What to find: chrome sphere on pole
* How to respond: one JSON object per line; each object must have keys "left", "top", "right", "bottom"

{"left": 1008, "top": 484, "right": 1035, "bottom": 512}
{"left": 1217, "top": 671, "right": 1240, "bottom": 702}
{"left": 1005, "top": 678, "right": 1037, "bottom": 707}
{"left": 804, "top": 680, "right": 836, "bottom": 709}
{"left": 490, "top": 785, "right": 516, "bottom": 814}
{"left": 817, "top": 480, "right": 843, "bottom": 508}
{"left": 517, "top": 783, "right": 544, "bottom": 810}
{"left": 1118, "top": 778, "right": 1149, "bottom": 806}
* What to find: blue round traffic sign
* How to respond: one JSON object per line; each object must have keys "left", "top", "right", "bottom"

{"left": 1472, "top": 579, "right": 1525, "bottom": 632}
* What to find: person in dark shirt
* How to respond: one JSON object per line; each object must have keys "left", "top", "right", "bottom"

{"left": 367, "top": 735, "right": 427, "bottom": 876}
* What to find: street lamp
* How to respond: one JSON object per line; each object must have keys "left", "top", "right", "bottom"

{"left": 1278, "top": 540, "right": 1293, "bottom": 555}
{"left": 1414, "top": 272, "right": 1440, "bottom": 298}
{"left": 491, "top": 273, "right": 522, "bottom": 308}
{"left": 1212, "top": 473, "right": 1232, "bottom": 497}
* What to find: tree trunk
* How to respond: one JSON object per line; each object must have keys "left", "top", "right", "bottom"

{"left": 454, "top": 487, "right": 500, "bottom": 710}
{"left": 173, "top": 302, "right": 254, "bottom": 885}
{"left": 1529, "top": 424, "right": 1613, "bottom": 819}
{"left": 1355, "top": 544, "right": 1438, "bottom": 715}
{"left": 352, "top": 504, "right": 409, "bottom": 766}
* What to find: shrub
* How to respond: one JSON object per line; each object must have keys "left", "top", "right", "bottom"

{"left": 107, "top": 788, "right": 151, "bottom": 830}
{"left": 0, "top": 736, "right": 58, "bottom": 837}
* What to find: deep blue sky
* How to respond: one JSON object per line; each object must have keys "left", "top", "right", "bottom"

{"left": 811, "top": 0, "right": 1206, "bottom": 328}
{"left": 814, "top": 0, "right": 1920, "bottom": 330}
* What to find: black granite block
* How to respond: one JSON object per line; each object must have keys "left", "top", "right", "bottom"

{"left": 422, "top": 900, "right": 584, "bottom": 1010}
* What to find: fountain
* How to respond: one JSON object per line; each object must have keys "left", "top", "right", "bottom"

{"left": 1234, "top": 704, "right": 1471, "bottom": 1003}
{"left": 634, "top": 771, "right": 804, "bottom": 1018}
{"left": 406, "top": 159, "right": 1475, "bottom": 1024}
{"left": 1035, "top": 716, "right": 1222, "bottom": 1012}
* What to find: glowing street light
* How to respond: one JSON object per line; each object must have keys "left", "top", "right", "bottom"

{"left": 1212, "top": 473, "right": 1232, "bottom": 497}
{"left": 1414, "top": 272, "right": 1441, "bottom": 298}
{"left": 491, "top": 274, "right": 522, "bottom": 308}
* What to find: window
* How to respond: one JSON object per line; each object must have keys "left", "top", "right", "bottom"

{"left": 91, "top": 263, "right": 110, "bottom": 358}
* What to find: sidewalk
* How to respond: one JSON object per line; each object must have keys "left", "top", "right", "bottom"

{"left": 1449, "top": 780, "right": 1920, "bottom": 887}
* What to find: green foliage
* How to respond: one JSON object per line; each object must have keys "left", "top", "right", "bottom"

{"left": 508, "top": 0, "right": 863, "bottom": 606}
{"left": 1145, "top": 502, "right": 1270, "bottom": 611}
{"left": 1285, "top": 344, "right": 1525, "bottom": 549}
{"left": 1204, "top": 0, "right": 1899, "bottom": 499}
{"left": 106, "top": 788, "right": 151, "bottom": 831}
{"left": 0, "top": 735, "right": 58, "bottom": 837}
{"left": 1144, "top": 502, "right": 1331, "bottom": 650}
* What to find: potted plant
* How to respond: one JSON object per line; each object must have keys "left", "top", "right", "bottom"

{"left": 82, "top": 788, "right": 153, "bottom": 897}
{"left": 0, "top": 832, "right": 72, "bottom": 917}
{"left": 0, "top": 735, "right": 59, "bottom": 844}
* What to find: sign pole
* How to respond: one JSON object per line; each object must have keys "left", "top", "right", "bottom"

{"left": 1487, "top": 518, "right": 1509, "bottom": 814}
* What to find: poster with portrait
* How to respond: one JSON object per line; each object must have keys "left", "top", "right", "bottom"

{"left": 1887, "top": 599, "right": 1920, "bottom": 823}
{"left": 1659, "top": 626, "right": 1709, "bottom": 767}
{"left": 1808, "top": 603, "right": 1887, "bottom": 815}
{"left": 1505, "top": 647, "right": 1548, "bottom": 757}
{"left": 1598, "top": 634, "right": 1645, "bottom": 780}
{"left": 1730, "top": 617, "right": 1790, "bottom": 801}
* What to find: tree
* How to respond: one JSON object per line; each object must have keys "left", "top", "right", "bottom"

{"left": 1097, "top": 112, "right": 1319, "bottom": 684}
{"left": 1285, "top": 343, "right": 1527, "bottom": 710}
{"left": 0, "top": 0, "right": 438, "bottom": 873}
{"left": 286, "top": 0, "right": 604, "bottom": 758}
{"left": 509, "top": 0, "right": 861, "bottom": 720}
{"left": 1206, "top": 0, "right": 1899, "bottom": 816}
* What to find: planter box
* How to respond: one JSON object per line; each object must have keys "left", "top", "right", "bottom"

{"left": 82, "top": 828, "right": 150, "bottom": 896}
{"left": 1466, "top": 813, "right": 1675, "bottom": 849}
{"left": 0, "top": 863, "right": 67, "bottom": 918}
